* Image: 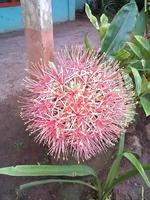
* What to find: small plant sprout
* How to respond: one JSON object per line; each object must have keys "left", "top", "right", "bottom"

{"left": 20, "top": 46, "right": 135, "bottom": 162}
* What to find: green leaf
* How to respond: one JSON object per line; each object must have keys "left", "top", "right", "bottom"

{"left": 103, "top": 155, "right": 122, "bottom": 193}
{"left": 101, "top": 0, "right": 138, "bottom": 56}
{"left": 123, "top": 152, "right": 150, "bottom": 187}
{"left": 129, "top": 60, "right": 150, "bottom": 72}
{"left": 84, "top": 33, "right": 93, "bottom": 53}
{"left": 0, "top": 164, "right": 102, "bottom": 199}
{"left": 130, "top": 67, "right": 142, "bottom": 96}
{"left": 114, "top": 48, "right": 130, "bottom": 61}
{"left": 140, "top": 94, "right": 150, "bottom": 116}
{"left": 134, "top": 36, "right": 150, "bottom": 59}
{"left": 100, "top": 13, "right": 109, "bottom": 24}
{"left": 103, "top": 133, "right": 125, "bottom": 194}
{"left": 117, "top": 133, "right": 125, "bottom": 156}
{"left": 99, "top": 14, "right": 110, "bottom": 39}
{"left": 141, "top": 75, "right": 150, "bottom": 94}
{"left": 85, "top": 3, "right": 99, "bottom": 30}
{"left": 0, "top": 165, "right": 97, "bottom": 177}
{"left": 19, "top": 179, "right": 97, "bottom": 191}
{"left": 103, "top": 164, "right": 150, "bottom": 199}
{"left": 134, "top": 8, "right": 147, "bottom": 35}
{"left": 127, "top": 42, "right": 143, "bottom": 58}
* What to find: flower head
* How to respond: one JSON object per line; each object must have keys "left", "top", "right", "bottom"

{"left": 20, "top": 46, "right": 135, "bottom": 162}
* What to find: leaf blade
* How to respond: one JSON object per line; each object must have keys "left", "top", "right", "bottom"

{"left": 140, "top": 94, "right": 150, "bottom": 116}
{"left": 130, "top": 67, "right": 142, "bottom": 96}
{"left": 0, "top": 165, "right": 97, "bottom": 178}
{"left": 123, "top": 152, "right": 150, "bottom": 187}
{"left": 19, "top": 179, "right": 97, "bottom": 191}
{"left": 101, "top": 0, "right": 138, "bottom": 56}
{"left": 85, "top": 3, "right": 99, "bottom": 30}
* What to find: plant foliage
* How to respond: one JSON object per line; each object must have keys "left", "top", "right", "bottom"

{"left": 85, "top": 0, "right": 150, "bottom": 116}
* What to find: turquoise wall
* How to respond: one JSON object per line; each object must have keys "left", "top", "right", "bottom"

{"left": 76, "top": 0, "right": 86, "bottom": 10}
{"left": 52, "top": 0, "right": 75, "bottom": 22}
{"left": 0, "top": 6, "right": 23, "bottom": 32}
{"left": 0, "top": 0, "right": 75, "bottom": 33}
{"left": 76, "top": 0, "right": 92, "bottom": 10}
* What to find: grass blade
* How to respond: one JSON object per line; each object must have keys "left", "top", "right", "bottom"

{"left": 19, "top": 179, "right": 97, "bottom": 191}
{"left": 123, "top": 152, "right": 150, "bottom": 187}
{"left": 102, "top": 164, "right": 150, "bottom": 200}
{"left": 117, "top": 133, "right": 125, "bottom": 156}
{"left": 103, "top": 133, "right": 125, "bottom": 192}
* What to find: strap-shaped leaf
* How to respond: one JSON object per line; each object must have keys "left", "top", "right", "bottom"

{"left": 102, "top": 164, "right": 150, "bottom": 200}
{"left": 103, "top": 134, "right": 125, "bottom": 193}
{"left": 0, "top": 165, "right": 97, "bottom": 177}
{"left": 101, "top": 0, "right": 138, "bottom": 56}
{"left": 19, "top": 179, "right": 97, "bottom": 191}
{"left": 123, "top": 152, "right": 150, "bottom": 187}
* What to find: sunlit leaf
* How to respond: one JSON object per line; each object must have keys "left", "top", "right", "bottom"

{"left": 85, "top": 4, "right": 99, "bottom": 30}
{"left": 99, "top": 14, "right": 110, "bottom": 39}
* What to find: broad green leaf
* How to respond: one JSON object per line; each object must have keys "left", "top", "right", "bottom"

{"left": 130, "top": 67, "right": 142, "bottom": 95}
{"left": 84, "top": 33, "right": 93, "bottom": 53}
{"left": 123, "top": 152, "right": 150, "bottom": 187}
{"left": 19, "top": 179, "right": 97, "bottom": 191}
{"left": 127, "top": 42, "right": 143, "bottom": 58}
{"left": 134, "top": 8, "right": 147, "bottom": 35}
{"left": 101, "top": 0, "right": 138, "bottom": 56}
{"left": 0, "top": 165, "right": 97, "bottom": 177}
{"left": 85, "top": 4, "right": 99, "bottom": 30}
{"left": 99, "top": 14, "right": 110, "bottom": 39}
{"left": 140, "top": 94, "right": 150, "bottom": 116}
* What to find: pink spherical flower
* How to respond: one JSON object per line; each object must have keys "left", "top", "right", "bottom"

{"left": 20, "top": 46, "right": 135, "bottom": 162}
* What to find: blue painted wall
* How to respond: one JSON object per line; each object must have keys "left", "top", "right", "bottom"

{"left": 0, "top": 6, "right": 23, "bottom": 32}
{"left": 0, "top": 0, "right": 75, "bottom": 33}
{"left": 52, "top": 0, "right": 75, "bottom": 22}
{"left": 76, "top": 0, "right": 86, "bottom": 10}
{"left": 76, "top": 0, "right": 92, "bottom": 10}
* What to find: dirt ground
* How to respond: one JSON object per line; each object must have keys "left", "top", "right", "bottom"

{"left": 0, "top": 16, "right": 150, "bottom": 200}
